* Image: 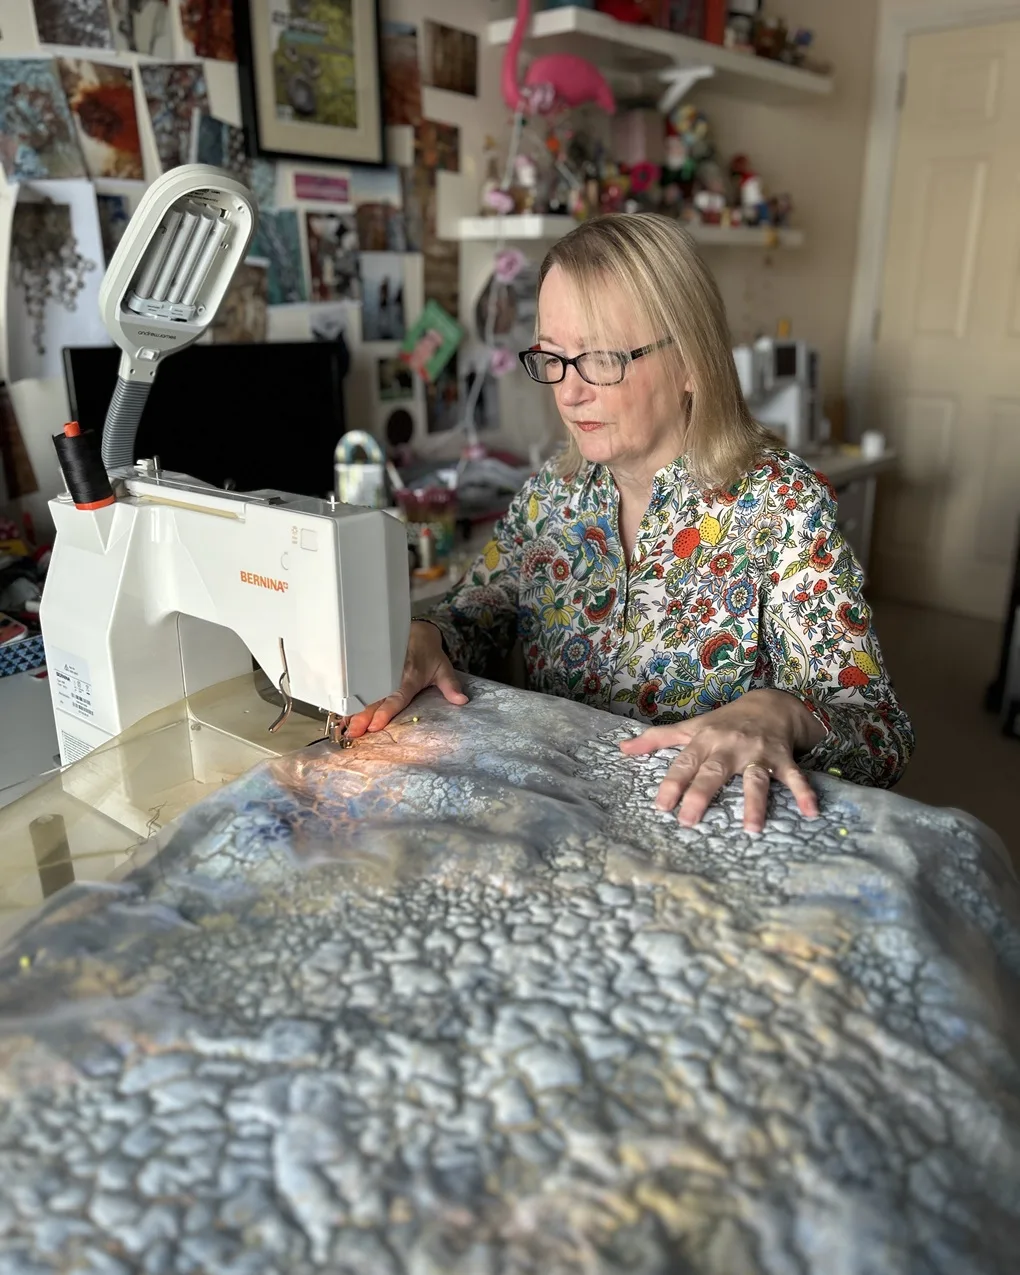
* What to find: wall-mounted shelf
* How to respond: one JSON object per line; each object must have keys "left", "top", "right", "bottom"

{"left": 487, "top": 6, "right": 832, "bottom": 106}
{"left": 453, "top": 215, "right": 804, "bottom": 249}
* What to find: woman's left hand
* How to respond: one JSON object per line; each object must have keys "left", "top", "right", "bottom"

{"left": 619, "top": 689, "right": 826, "bottom": 833}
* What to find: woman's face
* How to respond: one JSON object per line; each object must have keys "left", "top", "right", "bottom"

{"left": 536, "top": 264, "right": 684, "bottom": 475}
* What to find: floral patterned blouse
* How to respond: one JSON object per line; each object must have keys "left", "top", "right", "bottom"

{"left": 426, "top": 450, "right": 914, "bottom": 788}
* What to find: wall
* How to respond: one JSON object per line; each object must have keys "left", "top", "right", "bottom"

{"left": 695, "top": 0, "right": 880, "bottom": 430}
{"left": 0, "top": 0, "right": 541, "bottom": 537}
{"left": 1, "top": 0, "right": 881, "bottom": 535}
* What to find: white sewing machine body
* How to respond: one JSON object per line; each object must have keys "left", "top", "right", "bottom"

{"left": 40, "top": 468, "right": 411, "bottom": 768}
{"left": 733, "top": 338, "right": 825, "bottom": 454}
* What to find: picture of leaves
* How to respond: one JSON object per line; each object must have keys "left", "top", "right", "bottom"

{"left": 139, "top": 63, "right": 209, "bottom": 172}
{"left": 414, "top": 119, "right": 460, "bottom": 174}
{"left": 58, "top": 58, "right": 143, "bottom": 180}
{"left": 246, "top": 209, "right": 307, "bottom": 306}
{"left": 31, "top": 0, "right": 112, "bottom": 50}
{"left": 305, "top": 211, "right": 361, "bottom": 302}
{"left": 96, "top": 192, "right": 130, "bottom": 264}
{"left": 107, "top": 0, "right": 172, "bottom": 58}
{"left": 422, "top": 20, "right": 477, "bottom": 97}
{"left": 179, "top": 0, "right": 236, "bottom": 62}
{"left": 380, "top": 19, "right": 421, "bottom": 126}
{"left": 0, "top": 59, "right": 86, "bottom": 181}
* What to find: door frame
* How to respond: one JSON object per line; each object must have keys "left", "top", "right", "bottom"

{"left": 844, "top": 0, "right": 1020, "bottom": 438}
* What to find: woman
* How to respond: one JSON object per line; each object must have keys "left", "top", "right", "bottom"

{"left": 348, "top": 214, "right": 914, "bottom": 833}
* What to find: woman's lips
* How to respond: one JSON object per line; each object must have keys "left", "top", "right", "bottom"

{"left": 574, "top": 420, "right": 605, "bottom": 433}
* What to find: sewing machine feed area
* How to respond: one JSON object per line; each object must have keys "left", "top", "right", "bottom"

{"left": 39, "top": 469, "right": 411, "bottom": 769}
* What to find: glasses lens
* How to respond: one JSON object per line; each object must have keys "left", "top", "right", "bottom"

{"left": 524, "top": 351, "right": 564, "bottom": 383}
{"left": 577, "top": 351, "right": 626, "bottom": 385}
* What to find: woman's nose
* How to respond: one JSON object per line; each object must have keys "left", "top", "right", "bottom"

{"left": 557, "top": 366, "right": 596, "bottom": 407}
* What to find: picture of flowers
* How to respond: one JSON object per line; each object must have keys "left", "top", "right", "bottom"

{"left": 58, "top": 58, "right": 143, "bottom": 180}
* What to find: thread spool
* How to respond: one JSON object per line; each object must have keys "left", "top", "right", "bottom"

{"left": 52, "top": 421, "right": 115, "bottom": 510}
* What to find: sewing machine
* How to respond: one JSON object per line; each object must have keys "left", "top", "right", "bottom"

{"left": 733, "top": 337, "right": 824, "bottom": 453}
{"left": 40, "top": 462, "right": 410, "bottom": 773}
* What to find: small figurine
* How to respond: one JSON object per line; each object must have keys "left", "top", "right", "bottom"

{"left": 512, "top": 153, "right": 538, "bottom": 213}
{"left": 729, "top": 154, "right": 769, "bottom": 226}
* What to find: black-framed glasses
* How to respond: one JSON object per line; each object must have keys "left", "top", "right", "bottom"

{"left": 518, "top": 338, "right": 673, "bottom": 386}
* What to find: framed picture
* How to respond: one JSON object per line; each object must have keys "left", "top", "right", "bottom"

{"left": 234, "top": 0, "right": 385, "bottom": 166}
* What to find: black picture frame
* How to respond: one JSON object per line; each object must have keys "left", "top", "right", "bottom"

{"left": 234, "top": 0, "right": 386, "bottom": 167}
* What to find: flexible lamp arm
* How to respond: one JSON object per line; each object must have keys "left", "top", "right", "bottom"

{"left": 97, "top": 165, "right": 258, "bottom": 473}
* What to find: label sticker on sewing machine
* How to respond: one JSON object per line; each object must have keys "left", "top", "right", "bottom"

{"left": 47, "top": 649, "right": 95, "bottom": 723}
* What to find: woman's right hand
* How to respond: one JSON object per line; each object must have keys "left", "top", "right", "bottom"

{"left": 344, "top": 620, "right": 468, "bottom": 739}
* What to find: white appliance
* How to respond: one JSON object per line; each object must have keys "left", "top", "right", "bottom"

{"left": 733, "top": 337, "right": 824, "bottom": 453}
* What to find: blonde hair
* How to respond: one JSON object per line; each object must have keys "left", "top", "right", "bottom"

{"left": 537, "top": 213, "right": 771, "bottom": 491}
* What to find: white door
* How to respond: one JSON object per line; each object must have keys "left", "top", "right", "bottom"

{"left": 870, "top": 19, "right": 1020, "bottom": 620}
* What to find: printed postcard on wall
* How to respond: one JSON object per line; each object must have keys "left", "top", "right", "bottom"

{"left": 305, "top": 210, "right": 361, "bottom": 303}
{"left": 191, "top": 113, "right": 277, "bottom": 209}
{"left": 422, "top": 20, "right": 478, "bottom": 98}
{"left": 58, "top": 58, "right": 143, "bottom": 181}
{"left": 31, "top": 0, "right": 112, "bottom": 50}
{"left": 379, "top": 19, "right": 421, "bottom": 126}
{"left": 246, "top": 209, "right": 307, "bottom": 306}
{"left": 0, "top": 59, "right": 86, "bottom": 181}
{"left": 6, "top": 180, "right": 108, "bottom": 382}
{"left": 210, "top": 261, "right": 268, "bottom": 343}
{"left": 179, "top": 0, "right": 236, "bottom": 62}
{"left": 139, "top": 63, "right": 209, "bottom": 172}
{"left": 399, "top": 299, "right": 462, "bottom": 385}
{"left": 107, "top": 0, "right": 172, "bottom": 57}
{"left": 236, "top": 0, "right": 385, "bottom": 166}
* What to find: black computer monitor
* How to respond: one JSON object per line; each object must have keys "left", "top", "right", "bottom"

{"left": 62, "top": 340, "right": 350, "bottom": 496}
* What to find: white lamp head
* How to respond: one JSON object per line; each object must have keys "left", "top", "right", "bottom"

{"left": 98, "top": 164, "right": 258, "bottom": 471}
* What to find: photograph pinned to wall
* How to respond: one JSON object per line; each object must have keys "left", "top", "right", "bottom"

{"left": 474, "top": 257, "right": 540, "bottom": 346}
{"left": 385, "top": 406, "right": 416, "bottom": 458}
{"left": 352, "top": 166, "right": 406, "bottom": 252}
{"left": 310, "top": 302, "right": 356, "bottom": 344}
{"left": 361, "top": 253, "right": 404, "bottom": 342}
{"left": 423, "top": 239, "right": 460, "bottom": 327}
{"left": 414, "top": 120, "right": 460, "bottom": 173}
{"left": 246, "top": 208, "right": 306, "bottom": 306}
{"left": 107, "top": 0, "right": 172, "bottom": 58}
{"left": 209, "top": 261, "right": 268, "bottom": 343}
{"left": 399, "top": 298, "right": 462, "bottom": 385}
{"left": 293, "top": 172, "right": 350, "bottom": 203}
{"left": 178, "top": 0, "right": 236, "bottom": 62}
{"left": 234, "top": 0, "right": 385, "bottom": 165}
{"left": 96, "top": 192, "right": 130, "bottom": 264}
{"left": 398, "top": 166, "right": 432, "bottom": 253}
{"left": 57, "top": 58, "right": 143, "bottom": 180}
{"left": 0, "top": 381, "right": 39, "bottom": 502}
{"left": 377, "top": 356, "right": 413, "bottom": 402}
{"left": 139, "top": 63, "right": 208, "bottom": 172}
{"left": 31, "top": 0, "right": 112, "bottom": 49}
{"left": 6, "top": 181, "right": 107, "bottom": 382}
{"left": 422, "top": 20, "right": 477, "bottom": 97}
{"left": 306, "top": 211, "right": 361, "bottom": 302}
{"left": 426, "top": 352, "right": 460, "bottom": 433}
{"left": 0, "top": 60, "right": 86, "bottom": 181}
{"left": 191, "top": 114, "right": 276, "bottom": 209}
{"left": 379, "top": 19, "right": 421, "bottom": 126}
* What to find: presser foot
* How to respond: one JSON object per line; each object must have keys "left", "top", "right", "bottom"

{"left": 315, "top": 712, "right": 353, "bottom": 748}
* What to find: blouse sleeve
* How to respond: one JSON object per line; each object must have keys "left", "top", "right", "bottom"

{"left": 757, "top": 473, "right": 915, "bottom": 788}
{"left": 420, "top": 481, "right": 531, "bottom": 676}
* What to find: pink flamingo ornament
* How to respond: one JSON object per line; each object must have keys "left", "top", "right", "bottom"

{"left": 502, "top": 0, "right": 616, "bottom": 116}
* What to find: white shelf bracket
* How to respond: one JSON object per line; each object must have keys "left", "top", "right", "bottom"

{"left": 657, "top": 65, "right": 715, "bottom": 115}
